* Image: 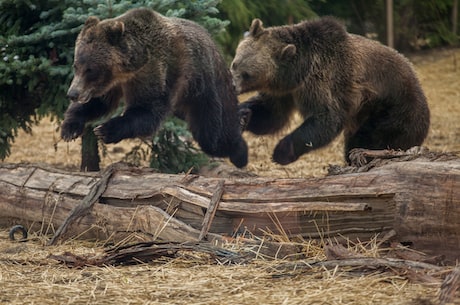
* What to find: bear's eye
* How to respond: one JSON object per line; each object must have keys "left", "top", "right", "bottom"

{"left": 241, "top": 72, "right": 251, "bottom": 81}
{"left": 85, "top": 67, "right": 99, "bottom": 81}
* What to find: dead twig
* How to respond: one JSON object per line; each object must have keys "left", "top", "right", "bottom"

{"left": 199, "top": 180, "right": 224, "bottom": 241}
{"left": 49, "top": 241, "right": 246, "bottom": 267}
{"left": 314, "top": 257, "right": 443, "bottom": 271}
{"left": 49, "top": 165, "right": 115, "bottom": 245}
{"left": 272, "top": 256, "right": 446, "bottom": 283}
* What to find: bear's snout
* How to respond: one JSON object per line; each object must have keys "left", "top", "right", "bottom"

{"left": 67, "top": 88, "right": 80, "bottom": 102}
{"left": 232, "top": 76, "right": 245, "bottom": 95}
{"left": 232, "top": 79, "right": 239, "bottom": 94}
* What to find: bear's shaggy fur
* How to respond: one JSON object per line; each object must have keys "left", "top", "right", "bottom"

{"left": 61, "top": 8, "right": 248, "bottom": 168}
{"left": 231, "top": 17, "right": 430, "bottom": 165}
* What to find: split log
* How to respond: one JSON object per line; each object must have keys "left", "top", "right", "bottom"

{"left": 0, "top": 149, "right": 459, "bottom": 260}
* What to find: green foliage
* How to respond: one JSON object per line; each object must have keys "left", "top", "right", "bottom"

{"left": 311, "top": 0, "right": 458, "bottom": 50}
{"left": 410, "top": 0, "right": 458, "bottom": 48}
{"left": 0, "top": 0, "right": 227, "bottom": 162}
{"left": 150, "top": 118, "right": 209, "bottom": 174}
{"left": 123, "top": 117, "right": 209, "bottom": 174}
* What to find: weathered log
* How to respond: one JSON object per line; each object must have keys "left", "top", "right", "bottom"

{"left": 0, "top": 149, "right": 459, "bottom": 260}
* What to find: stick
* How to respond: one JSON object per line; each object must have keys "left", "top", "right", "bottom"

{"left": 314, "top": 257, "right": 443, "bottom": 271}
{"left": 199, "top": 180, "right": 224, "bottom": 241}
{"left": 276, "top": 257, "right": 444, "bottom": 273}
{"left": 48, "top": 165, "right": 115, "bottom": 245}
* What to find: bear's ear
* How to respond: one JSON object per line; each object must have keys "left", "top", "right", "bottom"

{"left": 249, "top": 19, "right": 265, "bottom": 37}
{"left": 106, "top": 21, "right": 125, "bottom": 45}
{"left": 84, "top": 16, "right": 100, "bottom": 28}
{"left": 281, "top": 44, "right": 296, "bottom": 59}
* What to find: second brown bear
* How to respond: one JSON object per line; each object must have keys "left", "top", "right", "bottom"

{"left": 231, "top": 17, "right": 430, "bottom": 165}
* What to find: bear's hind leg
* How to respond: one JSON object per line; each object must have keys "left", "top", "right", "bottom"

{"left": 343, "top": 127, "right": 376, "bottom": 164}
{"left": 344, "top": 103, "right": 430, "bottom": 164}
{"left": 186, "top": 98, "right": 248, "bottom": 168}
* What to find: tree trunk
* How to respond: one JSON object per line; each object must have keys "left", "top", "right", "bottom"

{"left": 453, "top": 0, "right": 458, "bottom": 37}
{"left": 0, "top": 149, "right": 459, "bottom": 260}
{"left": 386, "top": 0, "right": 394, "bottom": 48}
{"left": 80, "top": 126, "right": 100, "bottom": 172}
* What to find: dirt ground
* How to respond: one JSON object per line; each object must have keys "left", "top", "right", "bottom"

{"left": 1, "top": 48, "right": 460, "bottom": 304}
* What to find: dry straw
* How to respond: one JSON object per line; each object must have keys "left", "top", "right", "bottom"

{"left": 0, "top": 229, "right": 454, "bottom": 305}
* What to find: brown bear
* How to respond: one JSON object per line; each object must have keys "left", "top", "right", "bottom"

{"left": 231, "top": 17, "right": 430, "bottom": 165}
{"left": 61, "top": 8, "right": 248, "bottom": 168}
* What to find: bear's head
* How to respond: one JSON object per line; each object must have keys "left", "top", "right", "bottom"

{"left": 230, "top": 19, "right": 297, "bottom": 95}
{"left": 67, "top": 16, "right": 147, "bottom": 104}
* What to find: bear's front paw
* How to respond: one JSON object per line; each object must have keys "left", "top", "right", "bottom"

{"left": 61, "top": 120, "right": 85, "bottom": 141}
{"left": 273, "top": 137, "right": 298, "bottom": 165}
{"left": 94, "top": 125, "right": 114, "bottom": 144}
{"left": 238, "top": 108, "right": 252, "bottom": 132}
{"left": 93, "top": 123, "right": 124, "bottom": 144}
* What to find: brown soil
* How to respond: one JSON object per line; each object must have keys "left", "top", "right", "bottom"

{"left": 2, "top": 48, "right": 459, "bottom": 304}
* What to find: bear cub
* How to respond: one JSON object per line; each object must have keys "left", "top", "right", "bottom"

{"left": 61, "top": 8, "right": 248, "bottom": 168}
{"left": 231, "top": 17, "right": 430, "bottom": 165}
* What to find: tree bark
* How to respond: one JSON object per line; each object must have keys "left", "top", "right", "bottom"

{"left": 0, "top": 149, "right": 459, "bottom": 260}
{"left": 80, "top": 126, "right": 100, "bottom": 172}
{"left": 386, "top": 0, "right": 394, "bottom": 48}
{"left": 452, "top": 0, "right": 458, "bottom": 37}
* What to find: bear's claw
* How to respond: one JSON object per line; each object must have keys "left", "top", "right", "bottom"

{"left": 238, "top": 108, "right": 252, "bottom": 132}
{"left": 93, "top": 125, "right": 105, "bottom": 140}
{"left": 61, "top": 120, "right": 85, "bottom": 142}
{"left": 93, "top": 124, "right": 121, "bottom": 144}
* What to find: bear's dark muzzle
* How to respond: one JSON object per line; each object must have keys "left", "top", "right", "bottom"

{"left": 67, "top": 88, "right": 80, "bottom": 102}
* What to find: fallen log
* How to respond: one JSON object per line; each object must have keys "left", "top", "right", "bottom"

{"left": 0, "top": 148, "right": 459, "bottom": 260}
